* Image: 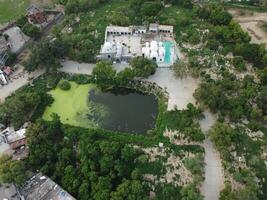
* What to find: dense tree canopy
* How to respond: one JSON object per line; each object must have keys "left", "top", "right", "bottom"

{"left": 0, "top": 92, "right": 40, "bottom": 128}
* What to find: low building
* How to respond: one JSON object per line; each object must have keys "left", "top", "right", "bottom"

{"left": 98, "top": 24, "right": 178, "bottom": 66}
{"left": 26, "top": 5, "right": 47, "bottom": 24}
{"left": 21, "top": 173, "right": 76, "bottom": 200}
{"left": 0, "top": 126, "right": 28, "bottom": 160}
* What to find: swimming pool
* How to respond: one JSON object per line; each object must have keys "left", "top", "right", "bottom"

{"left": 163, "top": 42, "right": 173, "bottom": 64}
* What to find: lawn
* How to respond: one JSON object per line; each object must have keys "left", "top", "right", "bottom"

{"left": 43, "top": 81, "right": 98, "bottom": 128}
{"left": 0, "top": 0, "right": 29, "bottom": 23}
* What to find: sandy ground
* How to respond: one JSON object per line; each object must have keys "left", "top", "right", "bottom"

{"left": 229, "top": 9, "right": 267, "bottom": 46}
{"left": 147, "top": 68, "right": 199, "bottom": 110}
{"left": 0, "top": 65, "right": 45, "bottom": 102}
{"left": 200, "top": 110, "right": 224, "bottom": 200}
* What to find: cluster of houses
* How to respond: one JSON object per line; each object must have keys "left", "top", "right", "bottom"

{"left": 97, "top": 23, "right": 179, "bottom": 66}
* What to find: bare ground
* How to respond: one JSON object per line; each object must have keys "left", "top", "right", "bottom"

{"left": 229, "top": 9, "right": 267, "bottom": 46}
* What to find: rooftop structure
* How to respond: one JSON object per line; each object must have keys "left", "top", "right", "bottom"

{"left": 98, "top": 24, "right": 178, "bottom": 66}
{"left": 26, "top": 5, "right": 47, "bottom": 24}
{"left": 0, "top": 125, "right": 28, "bottom": 160}
{"left": 3, "top": 26, "right": 29, "bottom": 53}
{"left": 0, "top": 183, "right": 21, "bottom": 200}
{"left": 21, "top": 173, "right": 76, "bottom": 200}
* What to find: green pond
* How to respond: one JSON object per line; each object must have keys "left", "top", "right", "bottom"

{"left": 43, "top": 81, "right": 158, "bottom": 133}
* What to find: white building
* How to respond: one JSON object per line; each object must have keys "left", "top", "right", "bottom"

{"left": 142, "top": 41, "right": 165, "bottom": 63}
{"left": 98, "top": 24, "right": 176, "bottom": 65}
{"left": 0, "top": 70, "right": 8, "bottom": 85}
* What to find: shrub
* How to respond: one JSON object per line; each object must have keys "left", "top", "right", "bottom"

{"left": 59, "top": 80, "right": 71, "bottom": 90}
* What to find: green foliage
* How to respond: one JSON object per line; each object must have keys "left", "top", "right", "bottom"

{"left": 184, "top": 154, "right": 204, "bottom": 176}
{"left": 110, "top": 180, "right": 149, "bottom": 200}
{"left": 194, "top": 76, "right": 260, "bottom": 121}
{"left": 196, "top": 4, "right": 232, "bottom": 25}
{"left": 259, "top": 68, "right": 267, "bottom": 85}
{"left": 154, "top": 183, "right": 181, "bottom": 200}
{"left": 0, "top": 155, "right": 29, "bottom": 186}
{"left": 59, "top": 80, "right": 71, "bottom": 90}
{"left": 208, "top": 123, "right": 235, "bottom": 160}
{"left": 233, "top": 56, "right": 246, "bottom": 71}
{"left": 180, "top": 183, "right": 203, "bottom": 200}
{"left": 234, "top": 43, "right": 267, "bottom": 68}
{"left": 22, "top": 22, "right": 41, "bottom": 39}
{"left": 16, "top": 15, "right": 28, "bottom": 28}
{"left": 130, "top": 57, "right": 157, "bottom": 78}
{"left": 157, "top": 103, "right": 205, "bottom": 142}
{"left": 26, "top": 119, "right": 153, "bottom": 199}
{"left": 25, "top": 39, "right": 68, "bottom": 72}
{"left": 0, "top": 92, "right": 40, "bottom": 128}
{"left": 92, "top": 61, "right": 117, "bottom": 87}
{"left": 141, "top": 1, "right": 162, "bottom": 17}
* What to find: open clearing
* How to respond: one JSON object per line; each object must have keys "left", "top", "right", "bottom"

{"left": 229, "top": 9, "right": 267, "bottom": 46}
{"left": 0, "top": 0, "right": 53, "bottom": 23}
{"left": 0, "top": 0, "right": 29, "bottom": 23}
{"left": 43, "top": 82, "right": 97, "bottom": 128}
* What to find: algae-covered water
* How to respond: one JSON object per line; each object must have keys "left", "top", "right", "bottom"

{"left": 43, "top": 82, "right": 158, "bottom": 133}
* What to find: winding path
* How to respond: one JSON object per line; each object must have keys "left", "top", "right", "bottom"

{"left": 200, "top": 111, "right": 224, "bottom": 200}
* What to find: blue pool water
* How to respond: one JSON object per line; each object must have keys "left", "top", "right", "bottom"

{"left": 163, "top": 42, "right": 172, "bottom": 64}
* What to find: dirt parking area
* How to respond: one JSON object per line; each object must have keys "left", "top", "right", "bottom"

{"left": 229, "top": 9, "right": 267, "bottom": 46}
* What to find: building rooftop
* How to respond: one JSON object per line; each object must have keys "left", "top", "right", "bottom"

{"left": 106, "top": 25, "right": 132, "bottom": 33}
{"left": 21, "top": 173, "right": 76, "bottom": 200}
{"left": 0, "top": 36, "right": 9, "bottom": 54}
{"left": 0, "top": 183, "right": 20, "bottom": 200}
{"left": 26, "top": 5, "right": 42, "bottom": 14}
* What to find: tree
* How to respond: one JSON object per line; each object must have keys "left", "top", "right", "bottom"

{"left": 25, "top": 38, "right": 68, "bottom": 72}
{"left": 259, "top": 68, "right": 267, "bottom": 85}
{"left": 0, "top": 92, "right": 40, "bottom": 128}
{"left": 180, "top": 183, "right": 203, "bottom": 200}
{"left": 141, "top": 1, "right": 162, "bottom": 17}
{"left": 116, "top": 68, "right": 135, "bottom": 85}
{"left": 130, "top": 57, "right": 157, "bottom": 78}
{"left": 59, "top": 80, "right": 71, "bottom": 90}
{"left": 208, "top": 123, "right": 235, "bottom": 160}
{"left": 219, "top": 182, "right": 236, "bottom": 200}
{"left": 22, "top": 23, "right": 41, "bottom": 39}
{"left": 92, "top": 61, "right": 117, "bottom": 86}
{"left": 110, "top": 180, "right": 148, "bottom": 200}
{"left": 0, "top": 155, "right": 28, "bottom": 186}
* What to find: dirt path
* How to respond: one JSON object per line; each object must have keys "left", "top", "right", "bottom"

{"left": 200, "top": 110, "right": 224, "bottom": 200}
{"left": 229, "top": 9, "right": 267, "bottom": 46}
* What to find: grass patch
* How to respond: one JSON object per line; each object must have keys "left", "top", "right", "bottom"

{"left": 0, "top": 0, "right": 29, "bottom": 23}
{"left": 43, "top": 81, "right": 98, "bottom": 128}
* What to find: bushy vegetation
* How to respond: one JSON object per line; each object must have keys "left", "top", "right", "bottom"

{"left": 16, "top": 16, "right": 41, "bottom": 39}
{"left": 59, "top": 80, "right": 71, "bottom": 90}
{"left": 0, "top": 92, "right": 41, "bottom": 128}
{"left": 21, "top": 115, "right": 202, "bottom": 199}
{"left": 25, "top": 38, "right": 69, "bottom": 72}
